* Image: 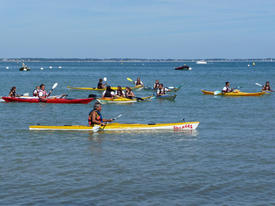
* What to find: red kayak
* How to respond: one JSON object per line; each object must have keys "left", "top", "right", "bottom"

{"left": 2, "top": 97, "right": 95, "bottom": 104}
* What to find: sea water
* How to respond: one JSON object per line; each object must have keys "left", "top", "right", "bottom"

{"left": 0, "top": 61, "right": 274, "bottom": 205}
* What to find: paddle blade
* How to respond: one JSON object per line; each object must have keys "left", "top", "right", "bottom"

{"left": 23, "top": 93, "right": 29, "bottom": 96}
{"left": 52, "top": 82, "right": 58, "bottom": 89}
{"left": 113, "top": 114, "right": 122, "bottom": 120}
{"left": 92, "top": 125, "right": 101, "bottom": 132}
{"left": 255, "top": 83, "right": 262, "bottom": 87}
{"left": 127, "top": 77, "right": 133, "bottom": 82}
{"left": 103, "top": 77, "right": 107, "bottom": 82}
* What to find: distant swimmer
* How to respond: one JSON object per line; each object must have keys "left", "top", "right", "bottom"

{"left": 97, "top": 79, "right": 106, "bottom": 89}
{"left": 222, "top": 82, "right": 234, "bottom": 93}
{"left": 9, "top": 86, "right": 20, "bottom": 97}
{"left": 156, "top": 84, "right": 170, "bottom": 96}
{"left": 135, "top": 77, "right": 144, "bottom": 87}
{"left": 102, "top": 86, "right": 115, "bottom": 98}
{"left": 88, "top": 102, "right": 113, "bottom": 126}
{"left": 153, "top": 80, "right": 160, "bottom": 89}
{"left": 262, "top": 81, "right": 273, "bottom": 92}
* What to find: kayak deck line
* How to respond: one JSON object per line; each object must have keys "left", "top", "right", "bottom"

{"left": 29, "top": 122, "right": 200, "bottom": 131}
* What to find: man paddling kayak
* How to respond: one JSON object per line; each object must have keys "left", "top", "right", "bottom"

{"left": 135, "top": 77, "right": 144, "bottom": 87}
{"left": 153, "top": 80, "right": 160, "bottom": 89}
{"left": 102, "top": 86, "right": 115, "bottom": 98}
{"left": 156, "top": 84, "right": 170, "bottom": 96}
{"left": 125, "top": 87, "right": 135, "bottom": 99}
{"left": 222, "top": 82, "right": 234, "bottom": 93}
{"left": 97, "top": 79, "right": 106, "bottom": 89}
{"left": 88, "top": 102, "right": 113, "bottom": 126}
{"left": 115, "top": 86, "right": 125, "bottom": 97}
{"left": 262, "top": 81, "right": 273, "bottom": 92}
{"left": 33, "top": 86, "right": 40, "bottom": 97}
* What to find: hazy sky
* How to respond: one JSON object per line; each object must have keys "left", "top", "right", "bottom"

{"left": 1, "top": 0, "right": 274, "bottom": 58}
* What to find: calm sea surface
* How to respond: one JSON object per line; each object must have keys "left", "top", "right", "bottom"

{"left": 0, "top": 62, "right": 274, "bottom": 205}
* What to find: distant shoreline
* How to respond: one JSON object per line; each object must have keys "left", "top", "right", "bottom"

{"left": 0, "top": 58, "right": 274, "bottom": 63}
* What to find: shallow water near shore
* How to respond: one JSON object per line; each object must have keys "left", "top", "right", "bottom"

{"left": 0, "top": 62, "right": 274, "bottom": 205}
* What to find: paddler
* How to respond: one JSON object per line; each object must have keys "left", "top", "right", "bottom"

{"left": 262, "top": 81, "right": 273, "bottom": 92}
{"left": 88, "top": 102, "right": 113, "bottom": 126}
{"left": 97, "top": 79, "right": 106, "bottom": 89}
{"left": 38, "top": 84, "right": 49, "bottom": 101}
{"left": 115, "top": 86, "right": 125, "bottom": 97}
{"left": 135, "top": 77, "right": 144, "bottom": 87}
{"left": 222, "top": 82, "right": 234, "bottom": 93}
{"left": 33, "top": 86, "right": 40, "bottom": 97}
{"left": 125, "top": 87, "right": 135, "bottom": 99}
{"left": 156, "top": 84, "right": 170, "bottom": 96}
{"left": 153, "top": 80, "right": 160, "bottom": 89}
{"left": 8, "top": 86, "right": 20, "bottom": 97}
{"left": 102, "top": 86, "right": 115, "bottom": 98}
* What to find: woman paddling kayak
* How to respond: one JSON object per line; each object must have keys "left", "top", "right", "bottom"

{"left": 156, "top": 84, "right": 171, "bottom": 96}
{"left": 9, "top": 86, "right": 20, "bottom": 97}
{"left": 262, "top": 81, "right": 273, "bottom": 92}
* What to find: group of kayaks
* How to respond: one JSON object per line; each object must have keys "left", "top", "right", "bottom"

{"left": 3, "top": 78, "right": 272, "bottom": 133}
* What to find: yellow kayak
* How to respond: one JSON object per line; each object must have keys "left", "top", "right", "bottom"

{"left": 67, "top": 85, "right": 143, "bottom": 91}
{"left": 29, "top": 121, "right": 200, "bottom": 131}
{"left": 96, "top": 96, "right": 154, "bottom": 104}
{"left": 201, "top": 90, "right": 266, "bottom": 96}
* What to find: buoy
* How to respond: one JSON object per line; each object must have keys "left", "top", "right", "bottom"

{"left": 6, "top": 66, "right": 9, "bottom": 69}
{"left": 58, "top": 66, "right": 62, "bottom": 69}
{"left": 252, "top": 62, "right": 256, "bottom": 66}
{"left": 248, "top": 64, "right": 250, "bottom": 67}
{"left": 49, "top": 66, "right": 53, "bottom": 69}
{"left": 40, "top": 67, "right": 44, "bottom": 70}
{"left": 189, "top": 67, "right": 192, "bottom": 70}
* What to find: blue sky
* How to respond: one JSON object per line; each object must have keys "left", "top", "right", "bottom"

{"left": 0, "top": 0, "right": 274, "bottom": 58}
